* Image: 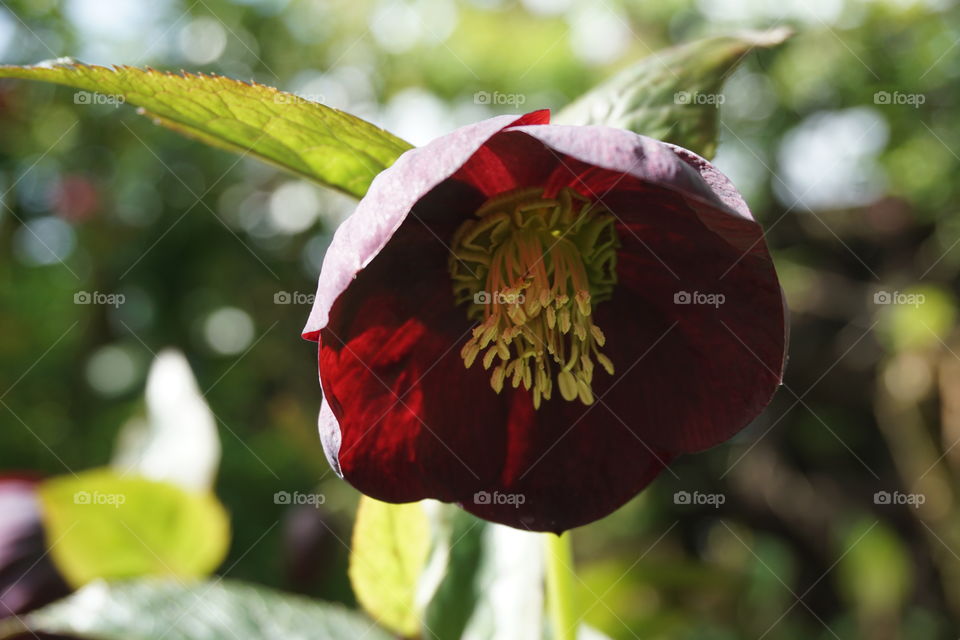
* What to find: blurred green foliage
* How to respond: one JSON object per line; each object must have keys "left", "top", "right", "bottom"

{"left": 1, "top": 0, "right": 959, "bottom": 638}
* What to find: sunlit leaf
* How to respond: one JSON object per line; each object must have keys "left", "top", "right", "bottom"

{"left": 349, "top": 497, "right": 430, "bottom": 637}
{"left": 0, "top": 578, "right": 394, "bottom": 640}
{"left": 0, "top": 60, "right": 412, "bottom": 198}
{"left": 350, "top": 499, "right": 490, "bottom": 640}
{"left": 554, "top": 29, "right": 793, "bottom": 158}
{"left": 37, "top": 469, "right": 230, "bottom": 588}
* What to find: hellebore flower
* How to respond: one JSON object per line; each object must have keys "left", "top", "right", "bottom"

{"left": 303, "top": 111, "right": 786, "bottom": 532}
{"left": 0, "top": 475, "right": 70, "bottom": 620}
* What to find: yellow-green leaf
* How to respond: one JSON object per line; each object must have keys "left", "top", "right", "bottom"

{"left": 554, "top": 29, "right": 793, "bottom": 159}
{"left": 349, "top": 497, "right": 430, "bottom": 637}
{"left": 37, "top": 468, "right": 230, "bottom": 588}
{"left": 0, "top": 60, "right": 412, "bottom": 198}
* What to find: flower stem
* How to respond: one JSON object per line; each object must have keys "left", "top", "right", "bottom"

{"left": 545, "top": 531, "right": 578, "bottom": 640}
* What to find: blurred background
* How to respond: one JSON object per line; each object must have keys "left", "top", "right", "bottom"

{"left": 0, "top": 0, "right": 958, "bottom": 637}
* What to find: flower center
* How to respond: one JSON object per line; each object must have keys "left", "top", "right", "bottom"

{"left": 450, "top": 187, "right": 619, "bottom": 409}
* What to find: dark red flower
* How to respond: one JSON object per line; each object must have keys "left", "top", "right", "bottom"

{"left": 0, "top": 475, "right": 70, "bottom": 620}
{"left": 303, "top": 111, "right": 786, "bottom": 532}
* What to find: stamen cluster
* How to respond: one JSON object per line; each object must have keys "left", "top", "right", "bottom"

{"left": 450, "top": 187, "right": 619, "bottom": 409}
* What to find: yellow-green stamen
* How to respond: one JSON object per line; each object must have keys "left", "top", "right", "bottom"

{"left": 450, "top": 187, "right": 619, "bottom": 409}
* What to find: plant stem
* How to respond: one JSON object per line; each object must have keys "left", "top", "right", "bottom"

{"left": 545, "top": 531, "right": 578, "bottom": 640}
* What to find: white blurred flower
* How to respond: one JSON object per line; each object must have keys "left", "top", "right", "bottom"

{"left": 462, "top": 525, "right": 544, "bottom": 640}
{"left": 112, "top": 349, "right": 221, "bottom": 491}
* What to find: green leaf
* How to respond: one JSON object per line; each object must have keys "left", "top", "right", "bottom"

{"left": 349, "top": 497, "right": 431, "bottom": 637}
{"left": 0, "top": 578, "right": 394, "bottom": 640}
{"left": 37, "top": 468, "right": 230, "bottom": 588}
{"left": 553, "top": 29, "right": 793, "bottom": 159}
{"left": 422, "top": 507, "right": 486, "bottom": 640}
{"left": 0, "top": 60, "right": 412, "bottom": 198}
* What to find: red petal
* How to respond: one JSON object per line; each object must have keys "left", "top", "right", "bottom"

{"left": 596, "top": 245, "right": 782, "bottom": 453}
{"left": 317, "top": 184, "right": 509, "bottom": 503}
{"left": 461, "top": 391, "right": 673, "bottom": 531}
